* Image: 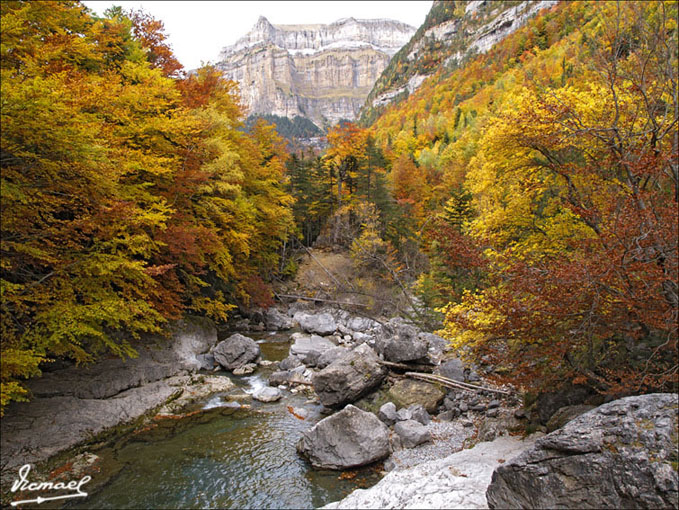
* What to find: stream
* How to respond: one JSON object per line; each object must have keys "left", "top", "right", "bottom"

{"left": 68, "top": 331, "right": 382, "bottom": 509}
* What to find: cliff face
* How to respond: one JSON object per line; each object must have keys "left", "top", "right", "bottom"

{"left": 216, "top": 16, "right": 415, "bottom": 128}
{"left": 361, "top": 0, "right": 558, "bottom": 124}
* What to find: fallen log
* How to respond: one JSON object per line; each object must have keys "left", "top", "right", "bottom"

{"left": 405, "top": 371, "right": 511, "bottom": 396}
{"left": 378, "top": 359, "right": 435, "bottom": 373}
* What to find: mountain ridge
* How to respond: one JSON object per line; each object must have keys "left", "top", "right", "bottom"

{"left": 216, "top": 16, "right": 415, "bottom": 128}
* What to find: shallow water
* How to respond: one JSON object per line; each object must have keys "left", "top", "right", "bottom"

{"left": 71, "top": 331, "right": 382, "bottom": 509}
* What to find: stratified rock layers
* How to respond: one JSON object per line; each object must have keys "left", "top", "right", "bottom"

{"left": 216, "top": 16, "right": 414, "bottom": 127}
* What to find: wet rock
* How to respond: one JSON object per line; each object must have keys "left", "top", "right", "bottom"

{"left": 213, "top": 333, "right": 260, "bottom": 371}
{"left": 387, "top": 379, "right": 445, "bottom": 413}
{"left": 378, "top": 402, "right": 398, "bottom": 426}
{"left": 263, "top": 307, "right": 293, "bottom": 330}
{"left": 294, "top": 312, "right": 337, "bottom": 335}
{"left": 487, "top": 394, "right": 679, "bottom": 509}
{"left": 408, "top": 404, "right": 430, "bottom": 425}
{"left": 312, "top": 344, "right": 387, "bottom": 408}
{"left": 471, "top": 404, "right": 487, "bottom": 413}
{"left": 376, "top": 319, "right": 428, "bottom": 363}
{"left": 252, "top": 386, "right": 282, "bottom": 402}
{"left": 546, "top": 404, "right": 596, "bottom": 432}
{"left": 297, "top": 404, "right": 391, "bottom": 470}
{"left": 394, "top": 420, "right": 431, "bottom": 448}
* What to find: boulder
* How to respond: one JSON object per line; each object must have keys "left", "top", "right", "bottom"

{"left": 252, "top": 386, "right": 282, "bottom": 403}
{"left": 546, "top": 404, "right": 595, "bottom": 432}
{"left": 408, "top": 404, "right": 430, "bottom": 425}
{"left": 297, "top": 404, "right": 391, "bottom": 469}
{"left": 213, "top": 334, "right": 260, "bottom": 371}
{"left": 268, "top": 370, "right": 291, "bottom": 386}
{"left": 294, "top": 312, "right": 337, "bottom": 335}
{"left": 387, "top": 379, "right": 445, "bottom": 413}
{"left": 263, "top": 307, "right": 293, "bottom": 330}
{"left": 375, "top": 319, "right": 428, "bottom": 363}
{"left": 486, "top": 393, "right": 679, "bottom": 509}
{"left": 419, "top": 332, "right": 448, "bottom": 362}
{"left": 378, "top": 402, "right": 398, "bottom": 426}
{"left": 394, "top": 420, "right": 431, "bottom": 448}
{"left": 316, "top": 346, "right": 349, "bottom": 369}
{"left": 436, "top": 358, "right": 465, "bottom": 382}
{"left": 278, "top": 354, "right": 303, "bottom": 371}
{"left": 345, "top": 316, "right": 379, "bottom": 333}
{"left": 312, "top": 344, "right": 387, "bottom": 408}
{"left": 290, "top": 333, "right": 337, "bottom": 357}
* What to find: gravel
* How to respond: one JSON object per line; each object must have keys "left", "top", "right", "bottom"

{"left": 386, "top": 420, "right": 474, "bottom": 471}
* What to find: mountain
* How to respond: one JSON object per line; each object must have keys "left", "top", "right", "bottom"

{"left": 360, "top": 0, "right": 557, "bottom": 124}
{"left": 216, "top": 16, "right": 415, "bottom": 129}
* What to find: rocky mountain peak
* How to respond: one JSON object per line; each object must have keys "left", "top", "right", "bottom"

{"left": 216, "top": 16, "right": 416, "bottom": 128}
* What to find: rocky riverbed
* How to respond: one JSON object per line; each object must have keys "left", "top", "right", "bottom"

{"left": 2, "top": 302, "right": 677, "bottom": 509}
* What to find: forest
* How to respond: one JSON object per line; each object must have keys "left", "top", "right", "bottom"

{"left": 1, "top": 0, "right": 677, "bottom": 415}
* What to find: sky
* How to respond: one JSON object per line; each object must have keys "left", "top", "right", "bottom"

{"left": 82, "top": 1, "right": 433, "bottom": 70}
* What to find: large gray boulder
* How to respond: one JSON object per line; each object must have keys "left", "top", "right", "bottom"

{"left": 375, "top": 319, "right": 428, "bottom": 363}
{"left": 290, "top": 333, "right": 337, "bottom": 357}
{"left": 312, "top": 344, "right": 387, "bottom": 408}
{"left": 213, "top": 333, "right": 260, "bottom": 371}
{"left": 297, "top": 404, "right": 391, "bottom": 469}
{"left": 486, "top": 393, "right": 679, "bottom": 509}
{"left": 294, "top": 312, "right": 337, "bottom": 335}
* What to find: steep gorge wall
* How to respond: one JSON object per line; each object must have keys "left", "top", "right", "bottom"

{"left": 216, "top": 16, "right": 415, "bottom": 128}
{"left": 361, "top": 0, "right": 558, "bottom": 124}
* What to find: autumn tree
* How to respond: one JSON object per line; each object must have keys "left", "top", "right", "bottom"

{"left": 439, "top": 1, "right": 678, "bottom": 395}
{"left": 0, "top": 2, "right": 294, "bottom": 412}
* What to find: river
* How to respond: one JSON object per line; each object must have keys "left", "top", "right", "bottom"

{"left": 68, "top": 331, "right": 382, "bottom": 509}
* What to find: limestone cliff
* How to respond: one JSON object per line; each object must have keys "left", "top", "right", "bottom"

{"left": 216, "top": 16, "right": 415, "bottom": 128}
{"left": 361, "top": 0, "right": 558, "bottom": 124}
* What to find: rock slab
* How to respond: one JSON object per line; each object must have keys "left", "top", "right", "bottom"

{"left": 486, "top": 393, "right": 679, "bottom": 509}
{"left": 297, "top": 404, "right": 391, "bottom": 470}
{"left": 323, "top": 436, "right": 533, "bottom": 509}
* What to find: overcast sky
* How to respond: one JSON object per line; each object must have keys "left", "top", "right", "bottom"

{"left": 82, "top": 1, "right": 433, "bottom": 70}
